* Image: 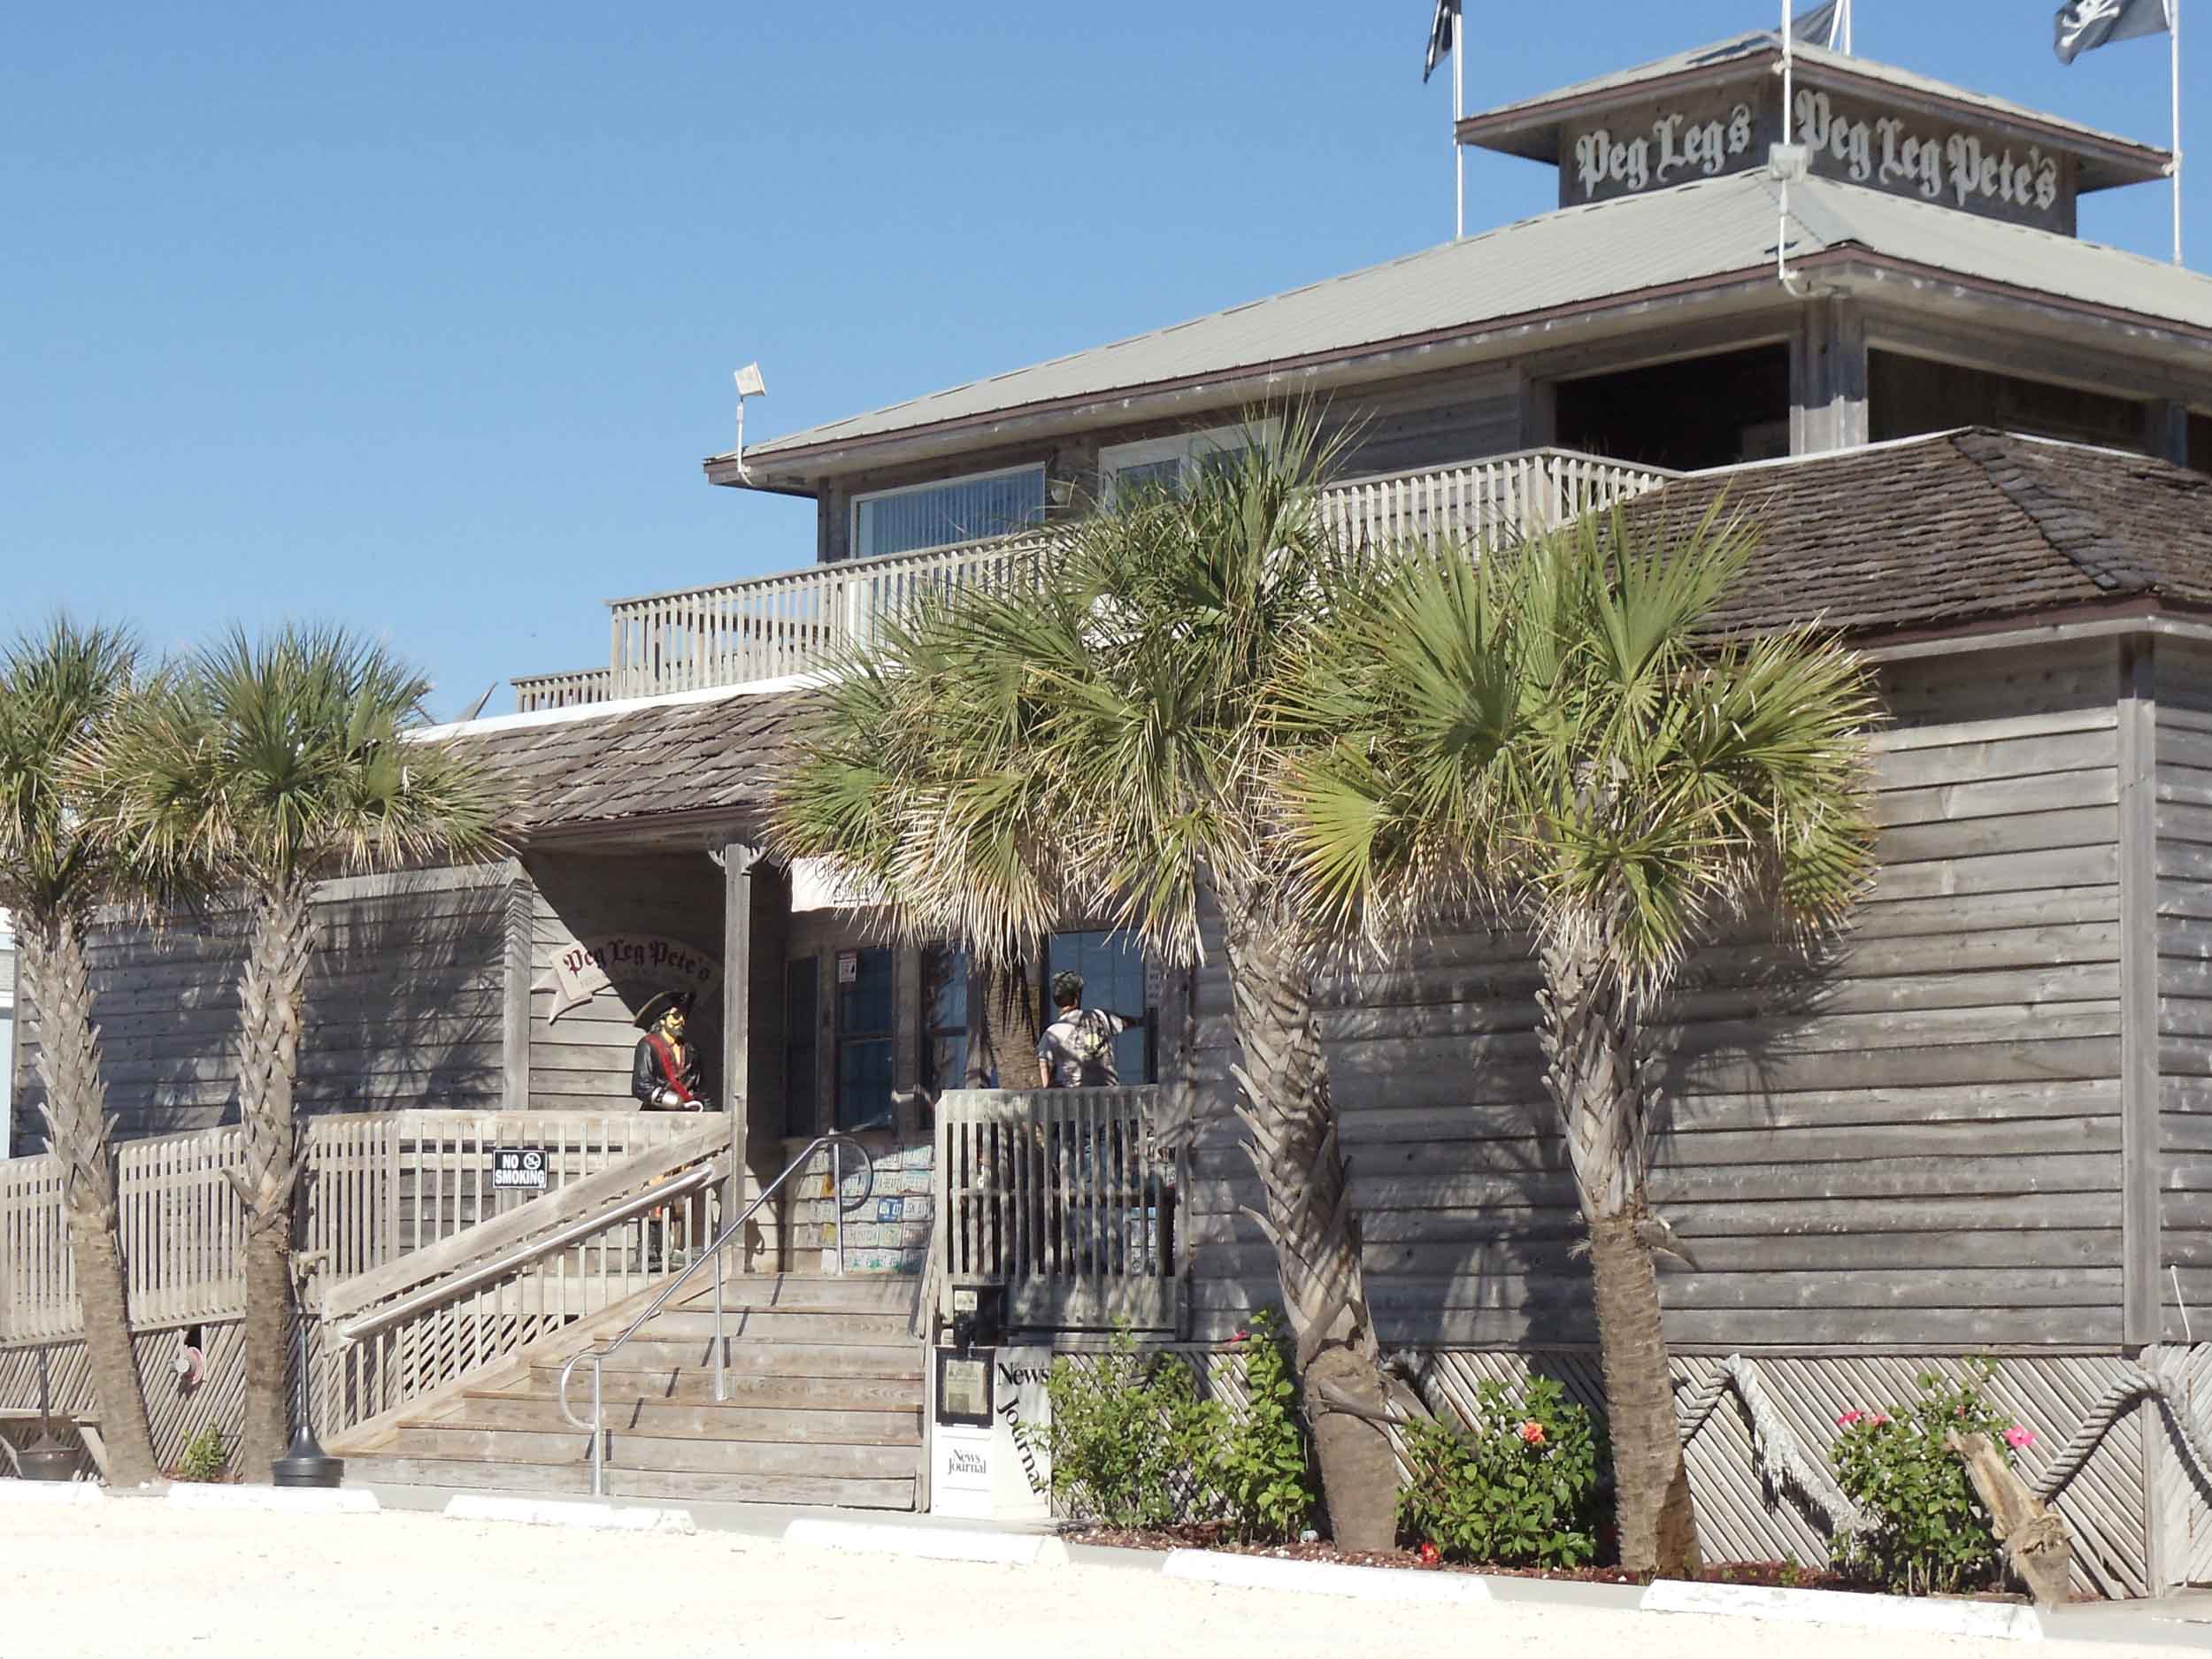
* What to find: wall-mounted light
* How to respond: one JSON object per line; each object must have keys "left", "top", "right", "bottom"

{"left": 733, "top": 363, "right": 769, "bottom": 483}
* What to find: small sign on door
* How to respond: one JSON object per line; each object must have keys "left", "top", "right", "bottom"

{"left": 490, "top": 1148, "right": 549, "bottom": 1191}
{"left": 836, "top": 949, "right": 859, "bottom": 985}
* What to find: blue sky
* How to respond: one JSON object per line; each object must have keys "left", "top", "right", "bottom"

{"left": 4, "top": 3, "right": 2199, "bottom": 721}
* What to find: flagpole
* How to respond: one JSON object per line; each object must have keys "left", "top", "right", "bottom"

{"left": 2175, "top": 0, "right": 2186, "bottom": 264}
{"left": 1843, "top": 0, "right": 1854, "bottom": 53}
{"left": 1453, "top": 2, "right": 1465, "bottom": 239}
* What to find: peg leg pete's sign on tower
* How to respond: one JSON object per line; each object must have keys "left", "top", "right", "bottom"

{"left": 534, "top": 933, "right": 721, "bottom": 1024}
{"left": 1556, "top": 81, "right": 2078, "bottom": 233}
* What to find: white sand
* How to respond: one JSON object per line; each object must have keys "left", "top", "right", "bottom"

{"left": 0, "top": 1500, "right": 2151, "bottom": 1659}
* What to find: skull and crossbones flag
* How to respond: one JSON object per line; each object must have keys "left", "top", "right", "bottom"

{"left": 1423, "top": 0, "right": 1460, "bottom": 83}
{"left": 2055, "top": 0, "right": 2172, "bottom": 64}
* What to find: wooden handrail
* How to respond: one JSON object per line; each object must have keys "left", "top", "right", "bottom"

{"left": 319, "top": 1117, "right": 729, "bottom": 1325}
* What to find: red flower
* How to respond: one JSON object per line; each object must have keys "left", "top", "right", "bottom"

{"left": 1229, "top": 1330, "right": 1248, "bottom": 1346}
{"left": 1519, "top": 1419, "right": 1547, "bottom": 1447}
{"left": 1419, "top": 1540, "right": 1440, "bottom": 1566}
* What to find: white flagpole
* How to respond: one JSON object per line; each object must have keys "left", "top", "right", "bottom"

{"left": 1454, "top": 2, "right": 1465, "bottom": 239}
{"left": 2175, "top": 0, "right": 2186, "bottom": 264}
{"left": 1842, "top": 0, "right": 1854, "bottom": 53}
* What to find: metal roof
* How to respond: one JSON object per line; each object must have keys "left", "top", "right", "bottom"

{"left": 734, "top": 171, "right": 2212, "bottom": 475}
{"left": 1456, "top": 31, "right": 2166, "bottom": 177}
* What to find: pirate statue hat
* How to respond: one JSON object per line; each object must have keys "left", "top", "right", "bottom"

{"left": 634, "top": 988, "right": 696, "bottom": 1032}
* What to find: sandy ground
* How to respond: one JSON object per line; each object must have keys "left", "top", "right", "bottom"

{"left": 0, "top": 1500, "right": 2161, "bottom": 1659}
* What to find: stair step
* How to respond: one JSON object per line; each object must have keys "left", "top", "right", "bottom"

{"left": 414, "top": 1393, "right": 919, "bottom": 1443}
{"left": 521, "top": 1366, "right": 923, "bottom": 1409}
{"left": 676, "top": 1275, "right": 920, "bottom": 1314}
{"left": 549, "top": 1340, "right": 923, "bottom": 1377}
{"left": 638, "top": 1310, "right": 916, "bottom": 1344}
{"left": 388, "top": 1425, "right": 919, "bottom": 1479}
{"left": 342, "top": 1453, "right": 915, "bottom": 1510}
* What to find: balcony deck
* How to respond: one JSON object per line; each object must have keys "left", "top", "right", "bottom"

{"left": 512, "top": 449, "right": 1672, "bottom": 713}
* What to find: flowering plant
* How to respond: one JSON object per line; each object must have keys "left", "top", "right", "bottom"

{"left": 1398, "top": 1376, "right": 1609, "bottom": 1568}
{"left": 1829, "top": 1359, "right": 2027, "bottom": 1595}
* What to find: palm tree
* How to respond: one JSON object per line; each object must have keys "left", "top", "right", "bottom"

{"left": 81, "top": 626, "right": 507, "bottom": 1478}
{"left": 774, "top": 416, "right": 1410, "bottom": 1548}
{"left": 0, "top": 619, "right": 164, "bottom": 1487}
{"left": 1285, "top": 503, "right": 1878, "bottom": 1576}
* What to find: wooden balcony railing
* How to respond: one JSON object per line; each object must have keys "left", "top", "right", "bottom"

{"left": 513, "top": 449, "right": 1674, "bottom": 712}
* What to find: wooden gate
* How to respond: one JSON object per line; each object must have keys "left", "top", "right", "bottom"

{"left": 934, "top": 1087, "right": 1179, "bottom": 1333}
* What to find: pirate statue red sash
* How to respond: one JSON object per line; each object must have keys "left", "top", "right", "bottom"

{"left": 643, "top": 1032, "right": 698, "bottom": 1106}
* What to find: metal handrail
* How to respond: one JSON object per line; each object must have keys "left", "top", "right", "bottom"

{"left": 556, "top": 1132, "right": 875, "bottom": 1496}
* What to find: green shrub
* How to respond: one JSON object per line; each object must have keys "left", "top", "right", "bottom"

{"left": 1025, "top": 1324, "right": 1224, "bottom": 1528}
{"left": 1209, "top": 1310, "right": 1317, "bottom": 1543}
{"left": 174, "top": 1426, "right": 227, "bottom": 1484}
{"left": 1829, "top": 1360, "right": 2030, "bottom": 1595}
{"left": 1397, "top": 1375, "right": 1609, "bottom": 1568}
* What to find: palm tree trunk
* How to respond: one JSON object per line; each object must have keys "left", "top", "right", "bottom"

{"left": 1538, "top": 937, "right": 1700, "bottom": 1578}
{"left": 19, "top": 913, "right": 162, "bottom": 1488}
{"left": 1218, "top": 879, "right": 1399, "bottom": 1551}
{"left": 967, "top": 954, "right": 1038, "bottom": 1088}
{"left": 235, "top": 878, "right": 314, "bottom": 1479}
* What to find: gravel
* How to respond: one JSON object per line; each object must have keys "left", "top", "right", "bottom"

{"left": 0, "top": 1498, "right": 2154, "bottom": 1659}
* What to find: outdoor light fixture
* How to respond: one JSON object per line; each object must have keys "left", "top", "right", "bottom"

{"left": 271, "top": 1269, "right": 342, "bottom": 1488}
{"left": 733, "top": 362, "right": 768, "bottom": 484}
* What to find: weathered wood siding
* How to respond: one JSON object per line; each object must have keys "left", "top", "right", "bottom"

{"left": 10, "top": 864, "right": 521, "bottom": 1155}
{"left": 1185, "top": 640, "right": 2127, "bottom": 1349}
{"left": 2156, "top": 639, "right": 2212, "bottom": 1341}
{"left": 524, "top": 849, "right": 726, "bottom": 1112}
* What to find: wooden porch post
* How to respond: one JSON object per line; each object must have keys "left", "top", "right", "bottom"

{"left": 1789, "top": 297, "right": 1868, "bottom": 457}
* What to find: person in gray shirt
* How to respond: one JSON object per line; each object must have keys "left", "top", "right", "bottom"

{"left": 1035, "top": 970, "right": 1142, "bottom": 1088}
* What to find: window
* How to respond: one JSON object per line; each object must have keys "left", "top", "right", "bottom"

{"left": 783, "top": 957, "right": 818, "bottom": 1138}
{"left": 836, "top": 948, "right": 896, "bottom": 1132}
{"left": 1047, "top": 930, "right": 1154, "bottom": 1085}
{"left": 851, "top": 466, "right": 1047, "bottom": 562}
{"left": 1099, "top": 421, "right": 1273, "bottom": 506}
{"left": 923, "top": 946, "right": 970, "bottom": 1102}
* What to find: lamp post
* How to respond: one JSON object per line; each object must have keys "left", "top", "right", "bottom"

{"left": 270, "top": 1268, "right": 342, "bottom": 1488}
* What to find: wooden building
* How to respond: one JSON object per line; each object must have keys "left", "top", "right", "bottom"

{"left": 7, "top": 29, "right": 2212, "bottom": 1590}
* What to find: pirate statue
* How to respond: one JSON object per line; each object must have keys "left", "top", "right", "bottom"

{"left": 631, "top": 989, "right": 711, "bottom": 1112}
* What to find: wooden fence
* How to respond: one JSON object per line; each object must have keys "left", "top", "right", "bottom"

{"left": 0, "top": 1111, "right": 708, "bottom": 1348}
{"left": 935, "top": 1087, "right": 1179, "bottom": 1333}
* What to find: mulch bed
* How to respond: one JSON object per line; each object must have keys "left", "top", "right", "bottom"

{"left": 1070, "top": 1526, "right": 1993, "bottom": 1597}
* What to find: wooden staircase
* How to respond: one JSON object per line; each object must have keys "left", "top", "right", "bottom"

{"left": 335, "top": 1273, "right": 926, "bottom": 1509}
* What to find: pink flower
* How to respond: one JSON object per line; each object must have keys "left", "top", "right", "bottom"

{"left": 1519, "top": 1419, "right": 1547, "bottom": 1447}
{"left": 1836, "top": 1410, "right": 1864, "bottom": 1428}
{"left": 2004, "top": 1425, "right": 2037, "bottom": 1450}
{"left": 1871, "top": 1414, "right": 1892, "bottom": 1427}
{"left": 1229, "top": 1330, "right": 1248, "bottom": 1346}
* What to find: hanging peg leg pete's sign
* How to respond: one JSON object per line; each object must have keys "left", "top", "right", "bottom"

{"left": 534, "top": 934, "right": 721, "bottom": 1023}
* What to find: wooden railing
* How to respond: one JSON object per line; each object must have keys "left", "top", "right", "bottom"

{"left": 303, "top": 1110, "right": 705, "bottom": 1287}
{"left": 935, "top": 1086, "right": 1178, "bottom": 1333}
{"left": 0, "top": 1111, "right": 711, "bottom": 1349}
{"left": 514, "top": 449, "right": 1675, "bottom": 711}
{"left": 510, "top": 666, "right": 614, "bottom": 712}
{"left": 1, "top": 1129, "right": 250, "bottom": 1345}
{"left": 314, "top": 1118, "right": 727, "bottom": 1440}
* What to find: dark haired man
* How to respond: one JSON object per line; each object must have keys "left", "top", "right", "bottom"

{"left": 632, "top": 989, "right": 709, "bottom": 1112}
{"left": 1035, "top": 970, "right": 1143, "bottom": 1089}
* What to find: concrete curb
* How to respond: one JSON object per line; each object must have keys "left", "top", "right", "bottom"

{"left": 1162, "top": 1548, "right": 1494, "bottom": 1606}
{"left": 783, "top": 1517, "right": 1069, "bottom": 1567}
{"left": 442, "top": 1494, "right": 696, "bottom": 1533}
{"left": 0, "top": 1480, "right": 104, "bottom": 1505}
{"left": 168, "top": 1484, "right": 380, "bottom": 1516}
{"left": 1640, "top": 1578, "right": 2043, "bottom": 1642}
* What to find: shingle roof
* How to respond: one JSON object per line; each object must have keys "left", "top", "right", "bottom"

{"left": 437, "top": 687, "right": 806, "bottom": 844}
{"left": 1632, "top": 429, "right": 2212, "bottom": 640}
{"left": 735, "top": 173, "right": 2212, "bottom": 472}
